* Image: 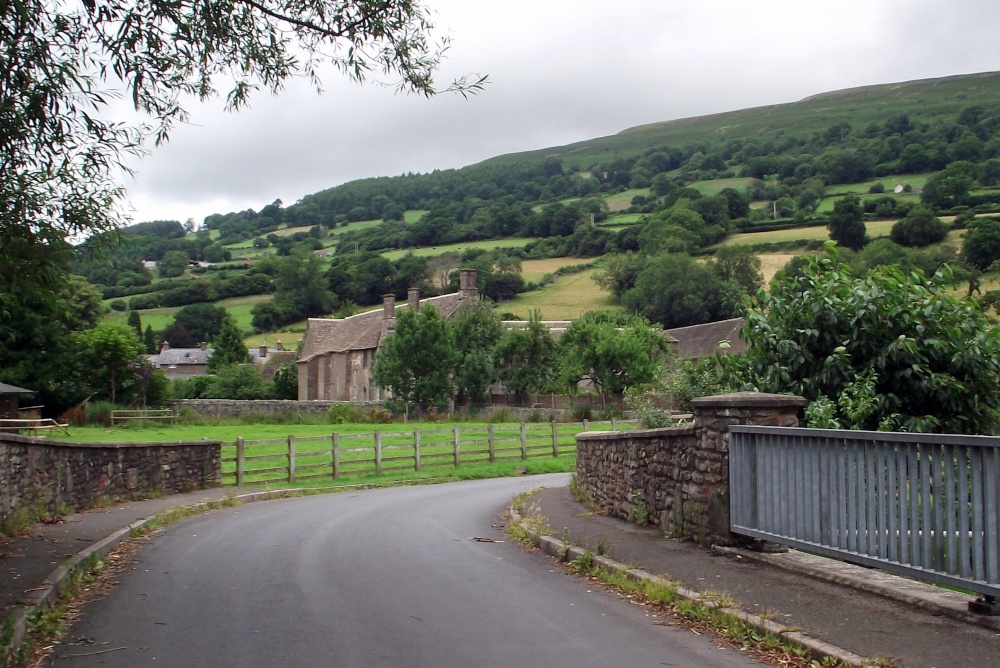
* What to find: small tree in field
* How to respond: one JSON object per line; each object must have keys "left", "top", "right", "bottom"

{"left": 372, "top": 306, "right": 459, "bottom": 416}
{"left": 207, "top": 314, "right": 251, "bottom": 372}
{"left": 827, "top": 195, "right": 867, "bottom": 251}
{"left": 742, "top": 246, "right": 1000, "bottom": 434}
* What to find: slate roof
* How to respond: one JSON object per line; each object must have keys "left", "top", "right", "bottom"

{"left": 0, "top": 383, "right": 33, "bottom": 395}
{"left": 299, "top": 292, "right": 466, "bottom": 362}
{"left": 149, "top": 347, "right": 214, "bottom": 367}
{"left": 666, "top": 317, "right": 746, "bottom": 359}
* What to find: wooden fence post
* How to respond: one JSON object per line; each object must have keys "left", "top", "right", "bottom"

{"left": 236, "top": 437, "right": 245, "bottom": 487}
{"left": 488, "top": 424, "right": 495, "bottom": 463}
{"left": 288, "top": 434, "right": 296, "bottom": 483}
{"left": 375, "top": 430, "right": 382, "bottom": 475}
{"left": 414, "top": 428, "right": 422, "bottom": 471}
{"left": 453, "top": 426, "right": 460, "bottom": 466}
{"left": 332, "top": 433, "right": 340, "bottom": 480}
{"left": 520, "top": 423, "right": 527, "bottom": 460}
{"left": 551, "top": 421, "right": 559, "bottom": 456}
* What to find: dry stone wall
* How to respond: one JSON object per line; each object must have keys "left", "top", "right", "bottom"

{"left": 0, "top": 434, "right": 221, "bottom": 528}
{"left": 575, "top": 392, "right": 805, "bottom": 547}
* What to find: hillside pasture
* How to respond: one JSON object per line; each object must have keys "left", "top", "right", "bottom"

{"left": 503, "top": 267, "right": 616, "bottom": 320}
{"left": 520, "top": 257, "right": 594, "bottom": 283}
{"left": 105, "top": 294, "right": 272, "bottom": 336}
{"left": 689, "top": 177, "right": 754, "bottom": 195}
{"left": 604, "top": 188, "right": 649, "bottom": 212}
{"left": 722, "top": 218, "right": 900, "bottom": 246}
{"left": 380, "top": 238, "right": 538, "bottom": 261}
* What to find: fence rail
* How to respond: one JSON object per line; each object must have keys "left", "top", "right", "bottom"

{"left": 730, "top": 425, "right": 1000, "bottom": 599}
{"left": 223, "top": 419, "right": 631, "bottom": 486}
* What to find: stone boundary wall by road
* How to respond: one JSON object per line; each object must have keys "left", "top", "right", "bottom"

{"left": 575, "top": 392, "right": 805, "bottom": 547}
{"left": 0, "top": 434, "right": 221, "bottom": 528}
{"left": 174, "top": 399, "right": 343, "bottom": 420}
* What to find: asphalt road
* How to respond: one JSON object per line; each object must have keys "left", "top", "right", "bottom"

{"left": 52, "top": 475, "right": 756, "bottom": 667}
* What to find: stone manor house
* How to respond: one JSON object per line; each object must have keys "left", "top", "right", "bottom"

{"left": 296, "top": 268, "right": 746, "bottom": 405}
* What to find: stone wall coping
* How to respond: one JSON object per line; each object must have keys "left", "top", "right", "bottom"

{"left": 690, "top": 391, "right": 806, "bottom": 409}
{"left": 0, "top": 434, "right": 222, "bottom": 448}
{"left": 575, "top": 425, "right": 697, "bottom": 441}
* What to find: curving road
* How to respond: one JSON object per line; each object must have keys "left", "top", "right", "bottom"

{"left": 54, "top": 475, "right": 754, "bottom": 667}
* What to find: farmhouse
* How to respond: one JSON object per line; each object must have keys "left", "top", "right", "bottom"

{"left": 296, "top": 269, "right": 481, "bottom": 402}
{"left": 148, "top": 341, "right": 214, "bottom": 379}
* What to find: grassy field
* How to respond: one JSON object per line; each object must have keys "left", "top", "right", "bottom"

{"left": 604, "top": 188, "right": 649, "bottom": 212}
{"left": 105, "top": 294, "right": 272, "bottom": 334}
{"left": 503, "top": 267, "right": 616, "bottom": 319}
{"left": 722, "top": 219, "right": 900, "bottom": 246}
{"left": 381, "top": 238, "right": 538, "bottom": 261}
{"left": 520, "top": 257, "right": 593, "bottom": 283}
{"left": 688, "top": 177, "right": 754, "bottom": 195}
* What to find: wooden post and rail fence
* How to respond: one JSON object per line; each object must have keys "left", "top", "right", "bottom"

{"left": 225, "top": 419, "right": 631, "bottom": 486}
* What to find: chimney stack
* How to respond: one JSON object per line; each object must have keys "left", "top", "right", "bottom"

{"left": 276, "top": 341, "right": 283, "bottom": 351}
{"left": 459, "top": 268, "right": 479, "bottom": 301}
{"left": 200, "top": 341, "right": 208, "bottom": 351}
{"left": 383, "top": 294, "right": 396, "bottom": 320}
{"left": 160, "top": 340, "right": 169, "bottom": 352}
{"left": 408, "top": 287, "right": 420, "bottom": 313}
{"left": 259, "top": 344, "right": 268, "bottom": 358}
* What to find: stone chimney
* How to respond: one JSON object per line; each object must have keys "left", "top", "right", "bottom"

{"left": 459, "top": 268, "right": 478, "bottom": 301}
{"left": 160, "top": 340, "right": 169, "bottom": 352}
{"left": 276, "top": 341, "right": 283, "bottom": 351}
{"left": 383, "top": 294, "right": 396, "bottom": 320}
{"left": 408, "top": 287, "right": 420, "bottom": 313}
{"left": 259, "top": 344, "right": 268, "bottom": 358}
{"left": 200, "top": 341, "right": 208, "bottom": 351}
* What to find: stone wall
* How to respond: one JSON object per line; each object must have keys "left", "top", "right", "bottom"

{"left": 575, "top": 392, "right": 805, "bottom": 547}
{"left": 174, "top": 399, "right": 347, "bottom": 420}
{"left": 0, "top": 434, "right": 221, "bottom": 528}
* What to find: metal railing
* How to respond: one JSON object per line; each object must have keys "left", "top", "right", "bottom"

{"left": 730, "top": 426, "right": 1000, "bottom": 599}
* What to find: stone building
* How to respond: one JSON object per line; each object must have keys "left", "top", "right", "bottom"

{"left": 296, "top": 269, "right": 480, "bottom": 402}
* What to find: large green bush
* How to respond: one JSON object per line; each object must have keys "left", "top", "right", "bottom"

{"left": 743, "top": 246, "right": 1000, "bottom": 433}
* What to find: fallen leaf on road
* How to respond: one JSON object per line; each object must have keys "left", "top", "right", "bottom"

{"left": 468, "top": 537, "right": 504, "bottom": 543}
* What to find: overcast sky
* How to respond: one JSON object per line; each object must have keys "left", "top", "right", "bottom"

{"left": 121, "top": 0, "right": 1000, "bottom": 225}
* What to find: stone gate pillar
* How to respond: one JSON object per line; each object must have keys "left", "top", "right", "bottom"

{"left": 689, "top": 392, "right": 806, "bottom": 546}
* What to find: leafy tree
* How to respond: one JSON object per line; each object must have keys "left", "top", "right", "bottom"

{"left": 143, "top": 324, "right": 158, "bottom": 354}
{"left": 921, "top": 161, "right": 979, "bottom": 208}
{"left": 827, "top": 195, "right": 867, "bottom": 251}
{"left": 207, "top": 364, "right": 270, "bottom": 400}
{"left": 1, "top": 0, "right": 483, "bottom": 323}
{"left": 127, "top": 311, "right": 143, "bottom": 340}
{"left": 592, "top": 252, "right": 645, "bottom": 299}
{"left": 272, "top": 363, "right": 299, "bottom": 400}
{"left": 372, "top": 306, "right": 459, "bottom": 415}
{"left": 157, "top": 250, "right": 190, "bottom": 278}
{"left": 173, "top": 303, "right": 228, "bottom": 343}
{"left": 889, "top": 205, "right": 948, "bottom": 247}
{"left": 74, "top": 323, "right": 147, "bottom": 404}
{"left": 743, "top": 247, "right": 1000, "bottom": 434}
{"left": 961, "top": 217, "right": 1000, "bottom": 270}
{"left": 558, "top": 311, "right": 671, "bottom": 405}
{"left": 449, "top": 299, "right": 503, "bottom": 410}
{"left": 494, "top": 311, "right": 560, "bottom": 400}
{"left": 273, "top": 252, "right": 335, "bottom": 319}
{"left": 621, "top": 253, "right": 733, "bottom": 328}
{"left": 207, "top": 314, "right": 251, "bottom": 372}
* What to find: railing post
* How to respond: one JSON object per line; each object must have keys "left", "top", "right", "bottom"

{"left": 551, "top": 421, "right": 559, "bottom": 456}
{"left": 488, "top": 424, "right": 495, "bottom": 463}
{"left": 612, "top": 417, "right": 617, "bottom": 431}
{"left": 375, "top": 430, "right": 382, "bottom": 475}
{"left": 414, "top": 428, "right": 422, "bottom": 471}
{"left": 288, "top": 434, "right": 296, "bottom": 483}
{"left": 236, "top": 437, "right": 245, "bottom": 487}
{"left": 583, "top": 419, "right": 589, "bottom": 432}
{"left": 453, "top": 426, "right": 460, "bottom": 466}
{"left": 332, "top": 432, "right": 340, "bottom": 480}
{"left": 520, "top": 423, "right": 527, "bottom": 460}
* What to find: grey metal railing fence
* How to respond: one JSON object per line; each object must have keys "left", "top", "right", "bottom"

{"left": 730, "top": 425, "right": 1000, "bottom": 599}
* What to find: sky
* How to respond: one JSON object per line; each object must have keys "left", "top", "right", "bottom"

{"left": 121, "top": 0, "right": 1000, "bottom": 226}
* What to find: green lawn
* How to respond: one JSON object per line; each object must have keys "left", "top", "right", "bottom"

{"left": 104, "top": 294, "right": 272, "bottom": 336}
